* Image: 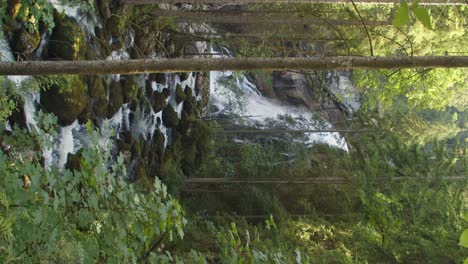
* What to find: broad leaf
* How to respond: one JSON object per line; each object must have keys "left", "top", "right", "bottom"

{"left": 393, "top": 2, "right": 410, "bottom": 27}
{"left": 460, "top": 229, "right": 468, "bottom": 248}
{"left": 413, "top": 7, "right": 432, "bottom": 29}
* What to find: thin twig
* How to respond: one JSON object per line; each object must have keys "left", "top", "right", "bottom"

{"left": 350, "top": 0, "right": 374, "bottom": 56}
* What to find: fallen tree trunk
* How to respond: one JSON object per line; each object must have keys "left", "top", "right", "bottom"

{"left": 1, "top": 56, "right": 467, "bottom": 75}
{"left": 126, "top": 0, "right": 468, "bottom": 6}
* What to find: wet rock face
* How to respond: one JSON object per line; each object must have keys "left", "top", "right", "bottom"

{"left": 47, "top": 11, "right": 85, "bottom": 60}
{"left": 40, "top": 76, "right": 88, "bottom": 126}
{"left": 107, "top": 80, "right": 124, "bottom": 118}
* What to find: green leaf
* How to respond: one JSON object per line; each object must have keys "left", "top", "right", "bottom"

{"left": 413, "top": 7, "right": 432, "bottom": 29}
{"left": 393, "top": 1, "right": 410, "bottom": 27}
{"left": 460, "top": 229, "right": 468, "bottom": 248}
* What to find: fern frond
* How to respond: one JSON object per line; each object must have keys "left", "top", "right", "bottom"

{"left": 0, "top": 192, "right": 9, "bottom": 209}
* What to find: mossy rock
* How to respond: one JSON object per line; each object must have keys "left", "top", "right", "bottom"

{"left": 131, "top": 138, "right": 142, "bottom": 159}
{"left": 145, "top": 79, "right": 153, "bottom": 97}
{"left": 162, "top": 88, "right": 171, "bottom": 98}
{"left": 175, "top": 84, "right": 185, "bottom": 104}
{"left": 148, "top": 130, "right": 165, "bottom": 177}
{"left": 149, "top": 73, "right": 166, "bottom": 84}
{"left": 184, "top": 85, "right": 193, "bottom": 98}
{"left": 11, "top": 27, "right": 41, "bottom": 60}
{"left": 151, "top": 92, "right": 166, "bottom": 113}
{"left": 88, "top": 77, "right": 108, "bottom": 118}
{"left": 122, "top": 76, "right": 139, "bottom": 103}
{"left": 40, "top": 76, "right": 87, "bottom": 126}
{"left": 180, "top": 72, "right": 190, "bottom": 82}
{"left": 47, "top": 11, "right": 85, "bottom": 60}
{"left": 181, "top": 142, "right": 197, "bottom": 174}
{"left": 106, "top": 7, "right": 128, "bottom": 38}
{"left": 84, "top": 45, "right": 99, "bottom": 60}
{"left": 182, "top": 98, "right": 196, "bottom": 116}
{"left": 162, "top": 105, "right": 179, "bottom": 128}
{"left": 107, "top": 80, "right": 124, "bottom": 118}
{"left": 96, "top": 0, "right": 111, "bottom": 20}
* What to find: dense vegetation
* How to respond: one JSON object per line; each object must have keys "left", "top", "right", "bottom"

{"left": 1, "top": 0, "right": 467, "bottom": 263}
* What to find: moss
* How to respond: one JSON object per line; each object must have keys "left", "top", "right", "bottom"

{"left": 162, "top": 105, "right": 179, "bottom": 128}
{"left": 47, "top": 11, "right": 85, "bottom": 60}
{"left": 122, "top": 76, "right": 139, "bottom": 103}
{"left": 11, "top": 27, "right": 41, "bottom": 59}
{"left": 181, "top": 142, "right": 197, "bottom": 174}
{"left": 182, "top": 97, "right": 196, "bottom": 116}
{"left": 106, "top": 2, "right": 130, "bottom": 39}
{"left": 148, "top": 130, "right": 165, "bottom": 178}
{"left": 40, "top": 75, "right": 87, "bottom": 126}
{"left": 107, "top": 80, "right": 124, "bottom": 118}
{"left": 88, "top": 77, "right": 108, "bottom": 118}
{"left": 175, "top": 84, "right": 186, "bottom": 104}
{"left": 151, "top": 92, "right": 166, "bottom": 113}
{"left": 131, "top": 138, "right": 142, "bottom": 159}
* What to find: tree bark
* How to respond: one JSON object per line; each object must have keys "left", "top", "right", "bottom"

{"left": 153, "top": 9, "right": 391, "bottom": 26}
{"left": 178, "top": 31, "right": 348, "bottom": 41}
{"left": 1, "top": 56, "right": 467, "bottom": 75}
{"left": 126, "top": 0, "right": 467, "bottom": 5}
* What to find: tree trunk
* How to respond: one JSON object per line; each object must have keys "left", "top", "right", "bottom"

{"left": 153, "top": 9, "right": 391, "bottom": 26}
{"left": 178, "top": 31, "right": 348, "bottom": 41}
{"left": 1, "top": 56, "right": 467, "bottom": 75}
{"left": 127, "top": 0, "right": 467, "bottom": 6}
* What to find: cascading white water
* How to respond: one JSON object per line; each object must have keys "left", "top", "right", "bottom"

{"left": 208, "top": 47, "right": 350, "bottom": 151}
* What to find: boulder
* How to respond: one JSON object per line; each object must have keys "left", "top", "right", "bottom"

{"left": 162, "top": 88, "right": 171, "bottom": 98}
{"left": 175, "top": 84, "right": 185, "bottom": 104}
{"left": 162, "top": 105, "right": 179, "bottom": 128}
{"left": 47, "top": 11, "right": 85, "bottom": 60}
{"left": 11, "top": 27, "right": 41, "bottom": 59}
{"left": 151, "top": 92, "right": 166, "bottom": 113}
{"left": 40, "top": 76, "right": 87, "bottom": 126}
{"left": 88, "top": 77, "right": 108, "bottom": 118}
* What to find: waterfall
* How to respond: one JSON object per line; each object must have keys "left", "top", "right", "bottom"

{"left": 208, "top": 48, "right": 349, "bottom": 151}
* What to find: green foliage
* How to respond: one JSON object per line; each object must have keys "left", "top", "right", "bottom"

{"left": 0, "top": 78, "right": 16, "bottom": 124}
{"left": 393, "top": 1, "right": 433, "bottom": 29}
{"left": 393, "top": 1, "right": 410, "bottom": 27}
{"left": 0, "top": 117, "right": 186, "bottom": 262}
{"left": 412, "top": 7, "right": 432, "bottom": 30}
{"left": 354, "top": 68, "right": 467, "bottom": 111}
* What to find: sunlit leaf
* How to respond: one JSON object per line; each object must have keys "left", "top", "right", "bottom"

{"left": 393, "top": 1, "right": 410, "bottom": 27}
{"left": 460, "top": 230, "right": 468, "bottom": 248}
{"left": 413, "top": 7, "right": 433, "bottom": 29}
